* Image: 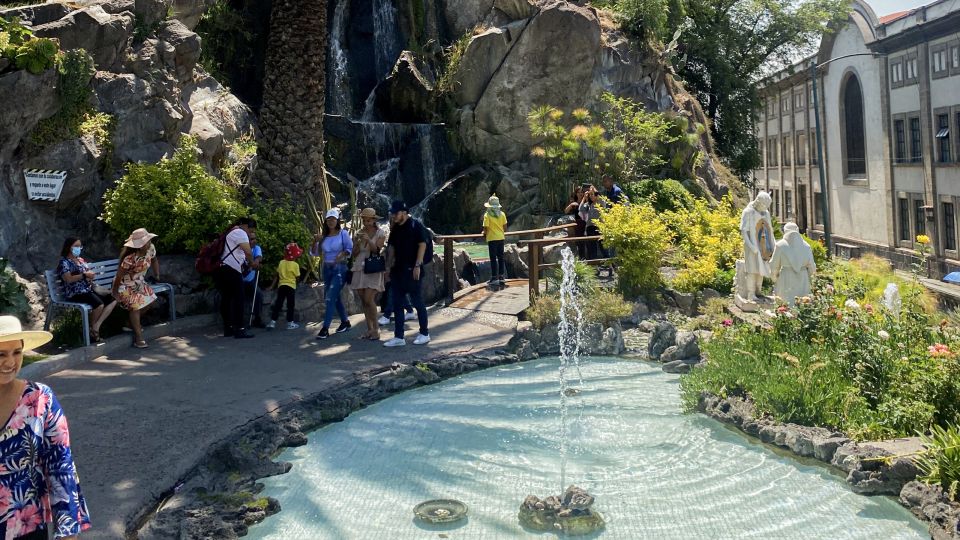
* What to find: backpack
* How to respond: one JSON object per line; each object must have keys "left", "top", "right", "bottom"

{"left": 195, "top": 226, "right": 237, "bottom": 275}
{"left": 411, "top": 219, "right": 434, "bottom": 266}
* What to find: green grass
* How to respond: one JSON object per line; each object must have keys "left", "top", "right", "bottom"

{"left": 23, "top": 354, "right": 47, "bottom": 367}
{"left": 432, "top": 242, "right": 501, "bottom": 261}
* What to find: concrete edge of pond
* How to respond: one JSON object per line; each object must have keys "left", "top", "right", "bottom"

{"left": 133, "top": 349, "right": 528, "bottom": 539}
{"left": 696, "top": 392, "right": 960, "bottom": 539}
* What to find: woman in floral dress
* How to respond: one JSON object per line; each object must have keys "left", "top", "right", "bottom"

{"left": 0, "top": 315, "right": 91, "bottom": 539}
{"left": 111, "top": 228, "right": 160, "bottom": 349}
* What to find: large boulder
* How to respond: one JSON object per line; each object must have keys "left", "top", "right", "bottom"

{"left": 0, "top": 69, "right": 59, "bottom": 163}
{"left": 156, "top": 19, "right": 202, "bottom": 84}
{"left": 33, "top": 5, "right": 135, "bottom": 70}
{"left": 647, "top": 321, "right": 676, "bottom": 361}
{"left": 170, "top": 0, "right": 217, "bottom": 30}
{"left": 0, "top": 2, "right": 71, "bottom": 25}
{"left": 451, "top": 21, "right": 525, "bottom": 107}
{"left": 184, "top": 74, "right": 258, "bottom": 167}
{"left": 23, "top": 136, "right": 104, "bottom": 211}
{"left": 94, "top": 72, "right": 184, "bottom": 163}
{"left": 373, "top": 51, "right": 435, "bottom": 123}
{"left": 460, "top": 2, "right": 601, "bottom": 163}
{"left": 443, "top": 0, "right": 496, "bottom": 37}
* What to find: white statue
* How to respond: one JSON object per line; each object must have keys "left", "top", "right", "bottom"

{"left": 770, "top": 222, "right": 816, "bottom": 306}
{"left": 734, "top": 191, "right": 775, "bottom": 311}
{"left": 882, "top": 283, "right": 901, "bottom": 314}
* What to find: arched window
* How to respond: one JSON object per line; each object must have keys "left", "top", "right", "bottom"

{"left": 842, "top": 74, "right": 866, "bottom": 176}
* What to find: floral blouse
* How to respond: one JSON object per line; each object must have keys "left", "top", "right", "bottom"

{"left": 0, "top": 382, "right": 90, "bottom": 539}
{"left": 55, "top": 258, "right": 93, "bottom": 299}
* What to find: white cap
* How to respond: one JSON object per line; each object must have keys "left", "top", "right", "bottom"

{"left": 324, "top": 208, "right": 340, "bottom": 220}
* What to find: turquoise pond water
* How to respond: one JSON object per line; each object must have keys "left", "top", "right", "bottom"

{"left": 247, "top": 357, "right": 928, "bottom": 539}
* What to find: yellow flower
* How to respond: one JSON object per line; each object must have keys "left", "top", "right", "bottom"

{"left": 569, "top": 125, "right": 590, "bottom": 140}
{"left": 549, "top": 110, "right": 564, "bottom": 121}
{"left": 530, "top": 147, "right": 546, "bottom": 158}
{"left": 916, "top": 234, "right": 930, "bottom": 245}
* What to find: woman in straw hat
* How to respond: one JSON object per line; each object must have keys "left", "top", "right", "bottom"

{"left": 111, "top": 228, "right": 160, "bottom": 349}
{"left": 482, "top": 194, "right": 508, "bottom": 286}
{"left": 0, "top": 316, "right": 91, "bottom": 538}
{"left": 349, "top": 208, "right": 387, "bottom": 340}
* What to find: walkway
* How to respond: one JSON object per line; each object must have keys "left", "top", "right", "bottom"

{"left": 37, "top": 309, "right": 516, "bottom": 539}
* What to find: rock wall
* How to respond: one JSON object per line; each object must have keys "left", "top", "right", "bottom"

{"left": 0, "top": 1, "right": 255, "bottom": 280}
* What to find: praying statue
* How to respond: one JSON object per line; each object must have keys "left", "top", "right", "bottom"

{"left": 770, "top": 222, "right": 816, "bottom": 306}
{"left": 734, "top": 191, "right": 774, "bottom": 311}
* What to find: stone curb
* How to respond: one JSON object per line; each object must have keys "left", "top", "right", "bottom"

{"left": 21, "top": 314, "right": 219, "bottom": 380}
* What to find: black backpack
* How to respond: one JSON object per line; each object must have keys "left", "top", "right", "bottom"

{"left": 411, "top": 219, "right": 434, "bottom": 266}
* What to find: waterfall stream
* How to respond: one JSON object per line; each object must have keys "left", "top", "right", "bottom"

{"left": 327, "top": 0, "right": 352, "bottom": 116}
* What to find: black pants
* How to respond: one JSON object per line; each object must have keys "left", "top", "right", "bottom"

{"left": 68, "top": 291, "right": 106, "bottom": 309}
{"left": 381, "top": 281, "right": 412, "bottom": 315}
{"left": 585, "top": 225, "right": 601, "bottom": 260}
{"left": 391, "top": 268, "right": 428, "bottom": 338}
{"left": 216, "top": 265, "right": 246, "bottom": 332}
{"left": 16, "top": 527, "right": 47, "bottom": 540}
{"left": 487, "top": 240, "right": 505, "bottom": 279}
{"left": 271, "top": 285, "right": 296, "bottom": 322}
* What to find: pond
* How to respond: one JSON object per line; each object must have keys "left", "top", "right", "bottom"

{"left": 248, "top": 357, "right": 927, "bottom": 539}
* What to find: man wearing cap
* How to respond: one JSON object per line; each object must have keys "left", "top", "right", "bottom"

{"left": 218, "top": 217, "right": 258, "bottom": 339}
{"left": 383, "top": 200, "right": 430, "bottom": 347}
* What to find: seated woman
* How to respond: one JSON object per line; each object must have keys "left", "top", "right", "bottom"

{"left": 0, "top": 315, "right": 91, "bottom": 539}
{"left": 112, "top": 228, "right": 160, "bottom": 349}
{"left": 56, "top": 237, "right": 117, "bottom": 343}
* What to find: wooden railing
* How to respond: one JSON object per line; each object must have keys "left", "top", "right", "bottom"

{"left": 438, "top": 223, "right": 608, "bottom": 302}
{"left": 516, "top": 236, "right": 611, "bottom": 297}
{"left": 438, "top": 223, "right": 577, "bottom": 303}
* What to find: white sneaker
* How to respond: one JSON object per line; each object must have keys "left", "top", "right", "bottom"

{"left": 413, "top": 333, "right": 431, "bottom": 345}
{"left": 378, "top": 315, "right": 390, "bottom": 326}
{"left": 384, "top": 337, "right": 406, "bottom": 347}
{"left": 265, "top": 320, "right": 276, "bottom": 330}
{"left": 286, "top": 322, "right": 300, "bottom": 330}
{"left": 404, "top": 312, "right": 416, "bottom": 321}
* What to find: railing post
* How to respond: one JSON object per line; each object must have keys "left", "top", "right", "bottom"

{"left": 529, "top": 241, "right": 540, "bottom": 298}
{"left": 444, "top": 237, "right": 455, "bottom": 304}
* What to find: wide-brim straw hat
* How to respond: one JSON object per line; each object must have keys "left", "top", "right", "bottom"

{"left": 484, "top": 194, "right": 502, "bottom": 209}
{"left": 359, "top": 207, "right": 381, "bottom": 219}
{"left": 0, "top": 315, "right": 52, "bottom": 351}
{"left": 123, "top": 228, "right": 158, "bottom": 249}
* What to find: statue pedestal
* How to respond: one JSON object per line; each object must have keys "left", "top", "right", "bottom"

{"left": 735, "top": 294, "right": 773, "bottom": 313}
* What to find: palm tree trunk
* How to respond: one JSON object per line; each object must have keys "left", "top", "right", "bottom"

{"left": 255, "top": 0, "right": 328, "bottom": 199}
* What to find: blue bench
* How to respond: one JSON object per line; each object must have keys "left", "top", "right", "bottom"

{"left": 44, "top": 259, "right": 176, "bottom": 346}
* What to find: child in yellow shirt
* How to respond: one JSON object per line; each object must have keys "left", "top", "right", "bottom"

{"left": 482, "top": 194, "right": 508, "bottom": 286}
{"left": 267, "top": 243, "right": 303, "bottom": 330}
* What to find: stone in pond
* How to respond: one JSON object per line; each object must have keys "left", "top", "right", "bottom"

{"left": 518, "top": 486, "right": 605, "bottom": 536}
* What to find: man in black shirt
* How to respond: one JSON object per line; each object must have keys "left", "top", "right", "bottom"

{"left": 383, "top": 200, "right": 430, "bottom": 347}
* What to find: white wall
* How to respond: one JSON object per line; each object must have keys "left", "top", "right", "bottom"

{"left": 821, "top": 23, "right": 890, "bottom": 245}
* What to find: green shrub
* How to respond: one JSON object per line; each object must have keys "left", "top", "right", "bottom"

{"left": 29, "top": 49, "right": 109, "bottom": 148}
{"left": 584, "top": 288, "right": 632, "bottom": 325}
{"left": 662, "top": 197, "right": 741, "bottom": 293}
{"left": 50, "top": 310, "right": 83, "bottom": 349}
{"left": 526, "top": 294, "right": 561, "bottom": 330}
{"left": 249, "top": 198, "right": 312, "bottom": 280}
{"left": 101, "top": 137, "right": 247, "bottom": 253}
{"left": 0, "top": 258, "right": 29, "bottom": 319}
{"left": 436, "top": 28, "right": 472, "bottom": 95}
{"left": 597, "top": 203, "right": 671, "bottom": 297}
{"left": 804, "top": 234, "right": 828, "bottom": 269}
{"left": 916, "top": 424, "right": 960, "bottom": 501}
{"left": 625, "top": 178, "right": 693, "bottom": 213}
{"left": 13, "top": 35, "right": 56, "bottom": 73}
{"left": 550, "top": 259, "right": 599, "bottom": 294}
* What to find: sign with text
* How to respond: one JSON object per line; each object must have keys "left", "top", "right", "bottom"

{"left": 23, "top": 169, "right": 67, "bottom": 201}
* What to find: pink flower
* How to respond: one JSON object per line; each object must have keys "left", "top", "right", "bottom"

{"left": 51, "top": 414, "right": 71, "bottom": 446}
{"left": 776, "top": 306, "right": 788, "bottom": 314}
{"left": 928, "top": 343, "right": 954, "bottom": 358}
{"left": 722, "top": 319, "right": 733, "bottom": 327}
{"left": 0, "top": 483, "right": 12, "bottom": 515}
{"left": 9, "top": 505, "right": 43, "bottom": 537}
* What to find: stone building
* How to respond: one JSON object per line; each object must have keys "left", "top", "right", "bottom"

{"left": 752, "top": 0, "right": 960, "bottom": 272}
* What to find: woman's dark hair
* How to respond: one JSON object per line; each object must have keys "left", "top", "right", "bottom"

{"left": 60, "top": 237, "right": 80, "bottom": 258}
{"left": 322, "top": 217, "right": 341, "bottom": 237}
{"left": 236, "top": 217, "right": 257, "bottom": 229}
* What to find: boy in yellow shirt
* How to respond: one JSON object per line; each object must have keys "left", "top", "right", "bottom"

{"left": 266, "top": 243, "right": 303, "bottom": 330}
{"left": 482, "top": 194, "right": 508, "bottom": 286}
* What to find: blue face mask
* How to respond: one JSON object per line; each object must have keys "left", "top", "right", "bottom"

{"left": 71, "top": 246, "right": 83, "bottom": 257}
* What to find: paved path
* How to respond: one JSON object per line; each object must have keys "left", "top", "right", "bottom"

{"left": 38, "top": 309, "right": 516, "bottom": 539}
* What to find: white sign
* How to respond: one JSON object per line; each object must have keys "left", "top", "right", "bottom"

{"left": 23, "top": 169, "right": 67, "bottom": 201}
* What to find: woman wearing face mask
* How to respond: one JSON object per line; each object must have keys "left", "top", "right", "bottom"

{"left": 56, "top": 237, "right": 118, "bottom": 343}
{"left": 0, "top": 315, "right": 91, "bottom": 539}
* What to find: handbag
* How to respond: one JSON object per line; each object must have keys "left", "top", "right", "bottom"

{"left": 363, "top": 251, "right": 386, "bottom": 274}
